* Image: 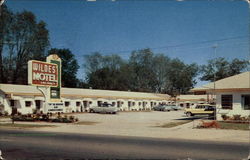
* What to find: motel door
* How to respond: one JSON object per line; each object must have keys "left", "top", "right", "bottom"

{"left": 35, "top": 100, "right": 41, "bottom": 112}
{"left": 10, "top": 100, "right": 17, "bottom": 115}
{"left": 35, "top": 100, "right": 41, "bottom": 109}
{"left": 83, "top": 101, "right": 90, "bottom": 112}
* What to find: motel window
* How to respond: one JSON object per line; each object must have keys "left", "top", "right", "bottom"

{"left": 154, "top": 102, "right": 156, "bottom": 105}
{"left": 89, "top": 101, "right": 92, "bottom": 104}
{"left": 65, "top": 101, "right": 70, "bottom": 107}
{"left": 112, "top": 102, "right": 116, "bottom": 106}
{"left": 10, "top": 100, "right": 15, "bottom": 107}
{"left": 221, "top": 95, "right": 233, "bottom": 110}
{"left": 138, "top": 102, "right": 141, "bottom": 106}
{"left": 76, "top": 102, "right": 81, "bottom": 107}
{"left": 25, "top": 101, "right": 31, "bottom": 107}
{"left": 150, "top": 102, "right": 153, "bottom": 107}
{"left": 117, "top": 101, "right": 121, "bottom": 107}
{"left": 128, "top": 101, "right": 131, "bottom": 107}
{"left": 97, "top": 101, "right": 102, "bottom": 107}
{"left": 242, "top": 95, "right": 250, "bottom": 110}
{"left": 132, "top": 102, "right": 135, "bottom": 106}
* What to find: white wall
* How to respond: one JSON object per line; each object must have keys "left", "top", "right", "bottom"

{"left": 0, "top": 93, "right": 169, "bottom": 114}
{"left": 216, "top": 91, "right": 250, "bottom": 120}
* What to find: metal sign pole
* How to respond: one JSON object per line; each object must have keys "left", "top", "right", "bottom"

{"left": 36, "top": 86, "right": 48, "bottom": 114}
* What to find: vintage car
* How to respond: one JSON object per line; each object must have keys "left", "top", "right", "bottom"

{"left": 184, "top": 104, "right": 215, "bottom": 117}
{"left": 153, "top": 105, "right": 172, "bottom": 112}
{"left": 170, "top": 105, "right": 182, "bottom": 111}
{"left": 89, "top": 103, "right": 118, "bottom": 114}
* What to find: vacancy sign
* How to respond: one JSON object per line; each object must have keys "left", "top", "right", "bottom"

{"left": 28, "top": 60, "right": 58, "bottom": 87}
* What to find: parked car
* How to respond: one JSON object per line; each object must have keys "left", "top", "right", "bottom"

{"left": 184, "top": 104, "right": 215, "bottom": 117}
{"left": 153, "top": 105, "right": 172, "bottom": 112}
{"left": 89, "top": 103, "right": 118, "bottom": 114}
{"left": 170, "top": 105, "right": 182, "bottom": 111}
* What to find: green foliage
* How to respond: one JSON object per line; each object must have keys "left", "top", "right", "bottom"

{"left": 221, "top": 114, "right": 229, "bottom": 121}
{"left": 0, "top": 5, "right": 50, "bottom": 84}
{"left": 48, "top": 48, "right": 80, "bottom": 88}
{"left": 84, "top": 48, "right": 198, "bottom": 94}
{"left": 85, "top": 53, "right": 130, "bottom": 90}
{"left": 200, "top": 57, "right": 249, "bottom": 82}
{"left": 232, "top": 114, "right": 241, "bottom": 121}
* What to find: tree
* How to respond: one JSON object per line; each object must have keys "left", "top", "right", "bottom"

{"left": 0, "top": 5, "right": 13, "bottom": 83}
{"left": 83, "top": 48, "right": 199, "bottom": 94}
{"left": 164, "top": 59, "right": 199, "bottom": 95}
{"left": 152, "top": 54, "right": 171, "bottom": 93}
{"left": 48, "top": 48, "right": 79, "bottom": 88}
{"left": 83, "top": 52, "right": 104, "bottom": 74}
{"left": 200, "top": 57, "right": 249, "bottom": 82}
{"left": 128, "top": 48, "right": 157, "bottom": 92}
{"left": 1, "top": 8, "right": 49, "bottom": 84}
{"left": 84, "top": 53, "right": 129, "bottom": 90}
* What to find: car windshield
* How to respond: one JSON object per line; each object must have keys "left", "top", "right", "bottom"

{"left": 101, "top": 103, "right": 112, "bottom": 107}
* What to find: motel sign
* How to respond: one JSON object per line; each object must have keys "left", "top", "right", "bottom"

{"left": 28, "top": 54, "right": 63, "bottom": 113}
{"left": 28, "top": 60, "right": 58, "bottom": 87}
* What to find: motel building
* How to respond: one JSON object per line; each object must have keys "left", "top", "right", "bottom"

{"left": 191, "top": 71, "right": 250, "bottom": 120}
{"left": 0, "top": 83, "right": 173, "bottom": 115}
{"left": 174, "top": 94, "right": 209, "bottom": 108}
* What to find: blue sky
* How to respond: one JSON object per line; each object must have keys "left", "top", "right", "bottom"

{"left": 6, "top": 0, "right": 249, "bottom": 86}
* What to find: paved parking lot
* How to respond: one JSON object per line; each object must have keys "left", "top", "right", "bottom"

{"left": 76, "top": 110, "right": 185, "bottom": 126}
{"left": 1, "top": 111, "right": 249, "bottom": 143}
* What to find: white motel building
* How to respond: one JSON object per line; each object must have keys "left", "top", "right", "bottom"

{"left": 191, "top": 71, "right": 250, "bottom": 120}
{"left": 0, "top": 84, "right": 209, "bottom": 115}
{"left": 0, "top": 84, "right": 174, "bottom": 115}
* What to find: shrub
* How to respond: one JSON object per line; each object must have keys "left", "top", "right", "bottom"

{"left": 221, "top": 114, "right": 229, "bottom": 121}
{"left": 233, "top": 115, "right": 241, "bottom": 121}
{"left": 240, "top": 116, "right": 247, "bottom": 121}
{"left": 4, "top": 111, "right": 9, "bottom": 116}
{"left": 75, "top": 118, "right": 79, "bottom": 122}
{"left": 69, "top": 115, "right": 75, "bottom": 121}
{"left": 41, "top": 114, "right": 49, "bottom": 121}
{"left": 50, "top": 113, "right": 53, "bottom": 117}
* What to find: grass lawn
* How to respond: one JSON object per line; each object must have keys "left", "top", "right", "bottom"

{"left": 218, "top": 121, "right": 249, "bottom": 130}
{"left": 0, "top": 123, "right": 56, "bottom": 128}
{"left": 155, "top": 120, "right": 192, "bottom": 128}
{"left": 75, "top": 121, "right": 99, "bottom": 125}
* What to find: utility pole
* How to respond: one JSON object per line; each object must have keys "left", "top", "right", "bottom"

{"left": 212, "top": 44, "right": 217, "bottom": 120}
{"left": 245, "top": 0, "right": 250, "bottom": 159}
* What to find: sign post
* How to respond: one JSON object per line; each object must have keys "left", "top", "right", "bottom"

{"left": 28, "top": 54, "right": 63, "bottom": 113}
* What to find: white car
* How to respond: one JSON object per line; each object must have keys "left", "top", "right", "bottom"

{"left": 89, "top": 103, "right": 118, "bottom": 114}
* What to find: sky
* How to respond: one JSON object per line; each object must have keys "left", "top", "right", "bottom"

{"left": 5, "top": 0, "right": 250, "bottom": 87}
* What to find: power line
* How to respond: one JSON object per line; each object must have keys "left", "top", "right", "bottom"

{"left": 74, "top": 35, "right": 248, "bottom": 58}
{"left": 78, "top": 35, "right": 248, "bottom": 55}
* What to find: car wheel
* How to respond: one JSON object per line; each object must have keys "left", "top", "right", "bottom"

{"left": 186, "top": 112, "right": 193, "bottom": 117}
{"left": 89, "top": 109, "right": 94, "bottom": 113}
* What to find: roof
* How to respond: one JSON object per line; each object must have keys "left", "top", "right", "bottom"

{"left": 0, "top": 84, "right": 170, "bottom": 100}
{"left": 191, "top": 71, "right": 250, "bottom": 92}
{"left": 175, "top": 94, "right": 207, "bottom": 102}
